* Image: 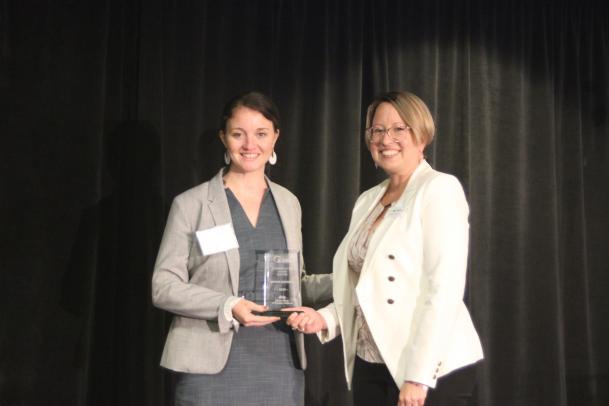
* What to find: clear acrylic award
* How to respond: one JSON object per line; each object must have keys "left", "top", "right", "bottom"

{"left": 251, "top": 250, "right": 301, "bottom": 317}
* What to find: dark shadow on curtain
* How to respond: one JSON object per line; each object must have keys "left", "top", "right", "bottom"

{"left": 60, "top": 120, "right": 169, "bottom": 405}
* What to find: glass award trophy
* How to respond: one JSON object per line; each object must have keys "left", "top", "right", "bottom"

{"left": 251, "top": 250, "right": 301, "bottom": 317}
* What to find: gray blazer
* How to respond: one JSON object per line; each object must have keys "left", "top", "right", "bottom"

{"left": 152, "top": 168, "right": 332, "bottom": 373}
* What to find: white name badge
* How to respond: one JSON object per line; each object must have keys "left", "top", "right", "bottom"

{"left": 196, "top": 224, "right": 239, "bottom": 256}
{"left": 386, "top": 206, "right": 407, "bottom": 219}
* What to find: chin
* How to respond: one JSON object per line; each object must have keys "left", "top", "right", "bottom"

{"left": 234, "top": 162, "right": 265, "bottom": 173}
{"left": 379, "top": 160, "right": 401, "bottom": 170}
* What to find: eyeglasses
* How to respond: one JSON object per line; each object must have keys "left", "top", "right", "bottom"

{"left": 366, "top": 125, "right": 411, "bottom": 144}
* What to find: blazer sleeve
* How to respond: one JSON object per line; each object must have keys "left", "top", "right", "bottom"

{"left": 316, "top": 303, "right": 341, "bottom": 343}
{"left": 285, "top": 192, "right": 333, "bottom": 307}
{"left": 301, "top": 266, "right": 333, "bottom": 307}
{"left": 402, "top": 175, "right": 470, "bottom": 387}
{"left": 151, "top": 196, "right": 233, "bottom": 324}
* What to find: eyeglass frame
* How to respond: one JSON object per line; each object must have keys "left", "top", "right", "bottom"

{"left": 365, "top": 125, "right": 412, "bottom": 145}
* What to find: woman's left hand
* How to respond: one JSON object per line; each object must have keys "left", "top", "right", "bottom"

{"left": 398, "top": 381, "right": 427, "bottom": 406}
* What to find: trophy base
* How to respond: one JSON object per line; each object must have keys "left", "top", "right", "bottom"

{"left": 252, "top": 310, "right": 303, "bottom": 318}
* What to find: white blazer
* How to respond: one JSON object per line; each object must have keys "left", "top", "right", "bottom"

{"left": 317, "top": 161, "right": 483, "bottom": 389}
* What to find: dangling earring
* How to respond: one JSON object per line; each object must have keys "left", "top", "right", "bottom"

{"left": 224, "top": 151, "right": 231, "bottom": 165}
{"left": 269, "top": 149, "right": 277, "bottom": 165}
{"left": 375, "top": 162, "right": 378, "bottom": 169}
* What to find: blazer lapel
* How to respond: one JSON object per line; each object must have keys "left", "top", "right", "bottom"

{"left": 207, "top": 168, "right": 240, "bottom": 296}
{"left": 337, "top": 181, "right": 388, "bottom": 259}
{"left": 358, "top": 161, "right": 432, "bottom": 283}
{"left": 267, "top": 179, "right": 298, "bottom": 251}
{"left": 400, "top": 160, "right": 432, "bottom": 201}
{"left": 351, "top": 181, "right": 389, "bottom": 236}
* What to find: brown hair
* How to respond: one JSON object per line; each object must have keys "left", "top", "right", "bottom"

{"left": 220, "top": 91, "right": 281, "bottom": 133}
{"left": 365, "top": 91, "right": 435, "bottom": 150}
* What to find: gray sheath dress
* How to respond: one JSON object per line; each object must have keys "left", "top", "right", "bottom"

{"left": 174, "top": 187, "right": 304, "bottom": 406}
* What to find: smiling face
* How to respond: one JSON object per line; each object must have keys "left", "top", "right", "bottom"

{"left": 369, "top": 102, "right": 426, "bottom": 175}
{"left": 220, "top": 107, "right": 279, "bottom": 175}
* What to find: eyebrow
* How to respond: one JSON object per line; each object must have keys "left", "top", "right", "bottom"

{"left": 230, "top": 127, "right": 272, "bottom": 131}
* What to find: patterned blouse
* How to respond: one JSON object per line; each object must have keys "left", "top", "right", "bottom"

{"left": 347, "top": 200, "right": 391, "bottom": 363}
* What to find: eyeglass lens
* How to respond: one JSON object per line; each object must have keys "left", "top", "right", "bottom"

{"left": 368, "top": 126, "right": 408, "bottom": 143}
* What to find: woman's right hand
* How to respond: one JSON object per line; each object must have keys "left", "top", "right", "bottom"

{"left": 284, "top": 307, "right": 327, "bottom": 334}
{"left": 231, "top": 300, "right": 280, "bottom": 327}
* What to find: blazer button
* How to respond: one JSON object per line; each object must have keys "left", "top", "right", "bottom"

{"left": 438, "top": 362, "right": 442, "bottom": 366}
{"left": 387, "top": 299, "right": 395, "bottom": 304}
{"left": 435, "top": 368, "right": 439, "bottom": 372}
{"left": 388, "top": 276, "right": 395, "bottom": 282}
{"left": 388, "top": 255, "right": 395, "bottom": 259}
{"left": 433, "top": 375, "right": 436, "bottom": 379}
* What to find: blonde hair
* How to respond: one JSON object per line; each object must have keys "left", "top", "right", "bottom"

{"left": 365, "top": 91, "right": 435, "bottom": 150}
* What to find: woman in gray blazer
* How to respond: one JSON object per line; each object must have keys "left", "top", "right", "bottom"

{"left": 152, "top": 91, "right": 331, "bottom": 406}
{"left": 287, "top": 92, "right": 483, "bottom": 406}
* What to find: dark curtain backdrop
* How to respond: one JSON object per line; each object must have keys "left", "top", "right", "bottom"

{"left": 1, "top": 1, "right": 608, "bottom": 405}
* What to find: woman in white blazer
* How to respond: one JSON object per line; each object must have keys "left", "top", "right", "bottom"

{"left": 152, "top": 92, "right": 331, "bottom": 406}
{"left": 286, "top": 92, "right": 483, "bottom": 406}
